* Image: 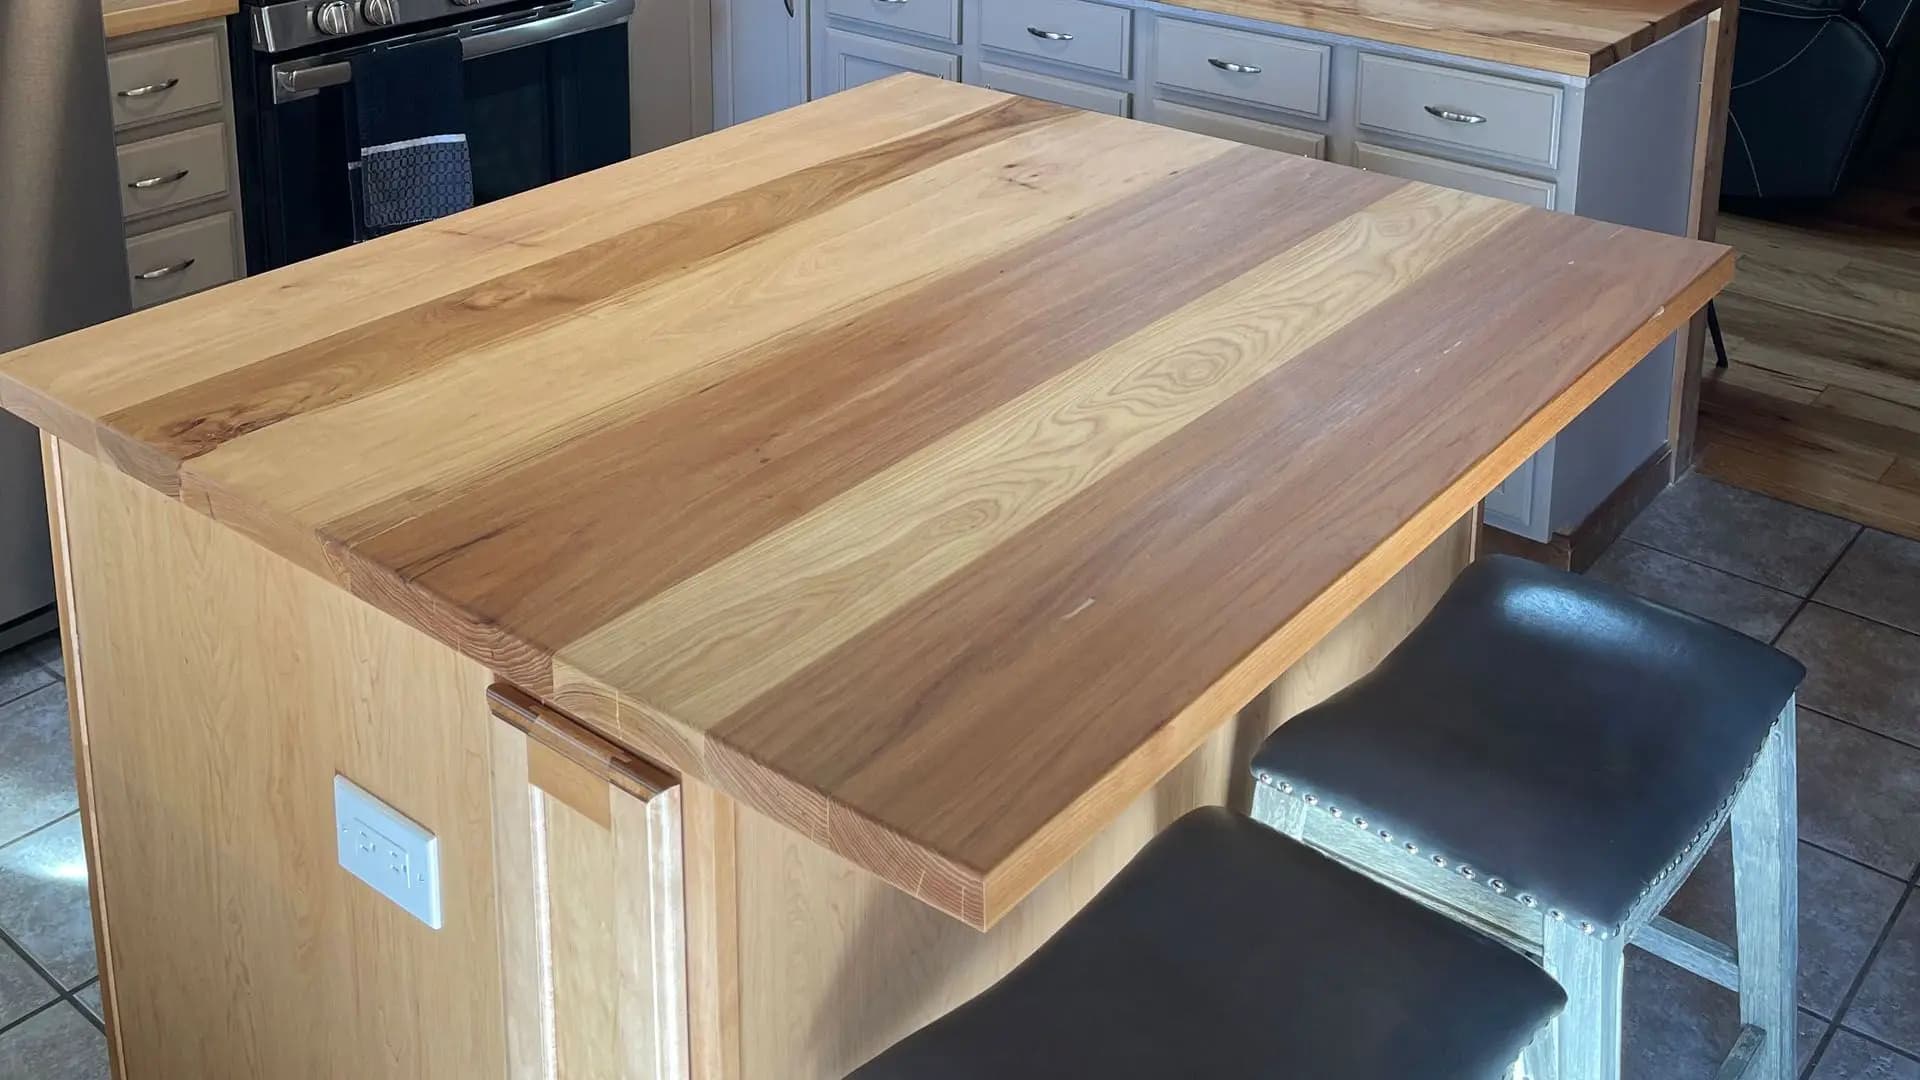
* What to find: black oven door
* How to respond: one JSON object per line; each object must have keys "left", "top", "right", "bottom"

{"left": 233, "top": 0, "right": 631, "bottom": 272}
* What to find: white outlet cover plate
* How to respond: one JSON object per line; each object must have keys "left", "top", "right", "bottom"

{"left": 333, "top": 775, "right": 443, "bottom": 930}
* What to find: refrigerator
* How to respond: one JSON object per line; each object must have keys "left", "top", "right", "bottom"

{"left": 0, "top": 1, "right": 134, "bottom": 649}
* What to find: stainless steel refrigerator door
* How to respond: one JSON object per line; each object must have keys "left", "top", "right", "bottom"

{"left": 0, "top": 1, "right": 133, "bottom": 629}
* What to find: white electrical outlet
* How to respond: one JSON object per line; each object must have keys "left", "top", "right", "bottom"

{"left": 333, "top": 775, "right": 443, "bottom": 930}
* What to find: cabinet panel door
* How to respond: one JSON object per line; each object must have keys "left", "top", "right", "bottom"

{"left": 713, "top": 0, "right": 808, "bottom": 126}
{"left": 490, "top": 689, "right": 689, "bottom": 1080}
{"left": 1150, "top": 99, "right": 1324, "bottom": 158}
{"left": 978, "top": 61, "right": 1130, "bottom": 116}
{"left": 818, "top": 28, "right": 959, "bottom": 95}
{"left": 1351, "top": 142, "right": 1556, "bottom": 209}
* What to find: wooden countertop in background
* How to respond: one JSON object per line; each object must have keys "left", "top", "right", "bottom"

{"left": 103, "top": 0, "right": 236, "bottom": 38}
{"left": 0, "top": 77, "right": 1730, "bottom": 929}
{"left": 1167, "top": 0, "right": 1721, "bottom": 76}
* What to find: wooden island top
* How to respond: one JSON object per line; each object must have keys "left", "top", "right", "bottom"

{"left": 0, "top": 76, "right": 1730, "bottom": 930}
{"left": 1165, "top": 0, "right": 1723, "bottom": 77}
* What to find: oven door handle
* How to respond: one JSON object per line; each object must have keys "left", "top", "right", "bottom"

{"left": 272, "top": 0, "right": 634, "bottom": 104}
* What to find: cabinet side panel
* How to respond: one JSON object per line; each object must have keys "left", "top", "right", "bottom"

{"left": 731, "top": 513, "right": 1474, "bottom": 1078}
{"left": 56, "top": 446, "right": 507, "bottom": 1079}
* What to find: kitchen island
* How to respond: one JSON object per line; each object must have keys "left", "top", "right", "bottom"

{"left": 1, "top": 76, "right": 1729, "bottom": 1078}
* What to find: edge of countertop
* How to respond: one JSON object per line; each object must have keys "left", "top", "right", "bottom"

{"left": 103, "top": 0, "right": 238, "bottom": 38}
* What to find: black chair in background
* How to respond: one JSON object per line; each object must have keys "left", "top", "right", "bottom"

{"left": 1721, "top": 0, "right": 1920, "bottom": 204}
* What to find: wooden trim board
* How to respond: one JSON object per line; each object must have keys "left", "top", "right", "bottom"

{"left": 101, "top": 0, "right": 237, "bottom": 37}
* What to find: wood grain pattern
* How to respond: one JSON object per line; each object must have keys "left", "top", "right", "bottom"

{"left": 0, "top": 77, "right": 1732, "bottom": 928}
{"left": 1171, "top": 0, "right": 1721, "bottom": 76}
{"left": 724, "top": 518, "right": 1472, "bottom": 1079}
{"left": 50, "top": 445, "right": 508, "bottom": 1079}
{"left": 101, "top": 0, "right": 236, "bottom": 37}
{"left": 1673, "top": 3, "right": 1738, "bottom": 470}
{"left": 40, "top": 436, "right": 128, "bottom": 1080}
{"left": 1700, "top": 210, "right": 1920, "bottom": 539}
{"left": 491, "top": 719, "right": 690, "bottom": 1080}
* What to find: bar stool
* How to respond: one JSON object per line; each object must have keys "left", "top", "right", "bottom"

{"left": 1251, "top": 555, "right": 1805, "bottom": 1080}
{"left": 850, "top": 807, "right": 1565, "bottom": 1079}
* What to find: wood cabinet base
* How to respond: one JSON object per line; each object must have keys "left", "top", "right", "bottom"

{"left": 45, "top": 435, "right": 1471, "bottom": 1079}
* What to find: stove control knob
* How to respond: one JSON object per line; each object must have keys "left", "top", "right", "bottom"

{"left": 313, "top": 0, "right": 355, "bottom": 34}
{"left": 361, "top": 0, "right": 397, "bottom": 24}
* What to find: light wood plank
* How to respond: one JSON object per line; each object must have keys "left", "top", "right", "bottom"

{"left": 0, "top": 77, "right": 1733, "bottom": 927}
{"left": 722, "top": 518, "right": 1473, "bottom": 1079}
{"left": 492, "top": 717, "right": 690, "bottom": 1080}
{"left": 1169, "top": 0, "right": 1721, "bottom": 75}
{"left": 101, "top": 0, "right": 235, "bottom": 37}
{"left": 51, "top": 444, "right": 508, "bottom": 1079}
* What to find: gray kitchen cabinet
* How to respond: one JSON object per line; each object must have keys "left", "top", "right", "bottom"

{"left": 978, "top": 61, "right": 1130, "bottom": 115}
{"left": 712, "top": 0, "right": 810, "bottom": 126}
{"left": 632, "top": 0, "right": 715, "bottom": 152}
{"left": 791, "top": 0, "right": 1713, "bottom": 542}
{"left": 1147, "top": 99, "right": 1324, "bottom": 157}
{"left": 817, "top": 28, "right": 960, "bottom": 94}
{"left": 104, "top": 19, "right": 247, "bottom": 310}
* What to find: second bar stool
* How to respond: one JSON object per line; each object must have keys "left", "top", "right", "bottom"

{"left": 1251, "top": 556, "right": 1805, "bottom": 1080}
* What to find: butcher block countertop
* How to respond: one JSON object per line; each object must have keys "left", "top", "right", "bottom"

{"left": 0, "top": 77, "right": 1730, "bottom": 929}
{"left": 102, "top": 0, "right": 236, "bottom": 37}
{"left": 1166, "top": 0, "right": 1720, "bottom": 76}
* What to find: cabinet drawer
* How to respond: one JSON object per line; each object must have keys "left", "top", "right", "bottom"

{"left": 1356, "top": 53, "right": 1561, "bottom": 169}
{"left": 117, "top": 123, "right": 229, "bottom": 219}
{"left": 1154, "top": 18, "right": 1328, "bottom": 121}
{"left": 821, "top": 29, "right": 959, "bottom": 93}
{"left": 107, "top": 31, "right": 224, "bottom": 130}
{"left": 1353, "top": 142, "right": 1556, "bottom": 209}
{"left": 826, "top": 0, "right": 960, "bottom": 43}
{"left": 980, "top": 0, "right": 1132, "bottom": 77}
{"left": 1151, "top": 100, "right": 1324, "bottom": 158}
{"left": 126, "top": 212, "right": 239, "bottom": 309}
{"left": 979, "top": 62, "right": 1130, "bottom": 116}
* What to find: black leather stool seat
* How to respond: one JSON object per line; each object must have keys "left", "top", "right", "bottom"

{"left": 851, "top": 807, "right": 1565, "bottom": 1080}
{"left": 1252, "top": 556, "right": 1806, "bottom": 939}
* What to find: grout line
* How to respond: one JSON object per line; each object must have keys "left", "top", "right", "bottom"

{"left": 0, "top": 809, "right": 82, "bottom": 858}
{"left": 1799, "top": 1018, "right": 1833, "bottom": 1080}
{"left": 1797, "top": 834, "right": 1912, "bottom": 885}
{"left": 1819, "top": 878, "right": 1913, "bottom": 1055}
{"left": 0, "top": 672, "right": 59, "bottom": 714}
{"left": 1610, "top": 535, "right": 1820, "bottom": 601}
{"left": 65, "top": 978, "right": 104, "bottom": 1035}
{"left": 1828, "top": 1022, "right": 1920, "bottom": 1067}
{"left": 0, "top": 923, "right": 67, "bottom": 1029}
{"left": 1798, "top": 701, "right": 1920, "bottom": 757}
{"left": 0, "top": 994, "right": 67, "bottom": 1041}
{"left": 1767, "top": 530, "right": 1861, "bottom": 651}
{"left": 1801, "top": 599, "right": 1920, "bottom": 647}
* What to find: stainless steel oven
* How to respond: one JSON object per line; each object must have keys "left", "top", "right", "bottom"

{"left": 229, "top": 0, "right": 632, "bottom": 271}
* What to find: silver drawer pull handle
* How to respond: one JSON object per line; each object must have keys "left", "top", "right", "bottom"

{"left": 118, "top": 78, "right": 180, "bottom": 98}
{"left": 127, "top": 169, "right": 190, "bottom": 190}
{"left": 874, "top": 0, "right": 908, "bottom": 4}
{"left": 1207, "top": 58, "right": 1262, "bottom": 74}
{"left": 1423, "top": 105, "right": 1487, "bottom": 125}
{"left": 1027, "top": 26, "right": 1074, "bottom": 41}
{"left": 134, "top": 258, "right": 196, "bottom": 281}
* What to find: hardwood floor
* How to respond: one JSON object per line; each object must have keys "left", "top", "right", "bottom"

{"left": 1698, "top": 152, "right": 1920, "bottom": 539}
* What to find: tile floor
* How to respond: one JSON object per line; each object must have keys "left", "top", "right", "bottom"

{"left": 0, "top": 471, "right": 1915, "bottom": 1077}
{"left": 1600, "top": 472, "right": 1920, "bottom": 1077}
{"left": 0, "top": 633, "right": 104, "bottom": 1080}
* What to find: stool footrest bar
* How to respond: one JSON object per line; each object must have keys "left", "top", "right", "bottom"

{"left": 1639, "top": 916, "right": 1740, "bottom": 992}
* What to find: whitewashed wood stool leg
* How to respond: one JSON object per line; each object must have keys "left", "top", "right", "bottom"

{"left": 1527, "top": 916, "right": 1625, "bottom": 1080}
{"left": 1730, "top": 700, "right": 1799, "bottom": 1080}
{"left": 1250, "top": 778, "right": 1307, "bottom": 840}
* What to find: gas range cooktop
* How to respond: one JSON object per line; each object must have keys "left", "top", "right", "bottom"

{"left": 244, "top": 0, "right": 544, "bottom": 53}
